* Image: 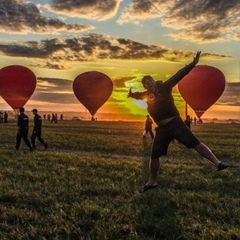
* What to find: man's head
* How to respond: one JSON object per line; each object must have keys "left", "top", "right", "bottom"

{"left": 31, "top": 109, "right": 38, "bottom": 115}
{"left": 19, "top": 107, "right": 25, "bottom": 113}
{"left": 141, "top": 75, "right": 157, "bottom": 93}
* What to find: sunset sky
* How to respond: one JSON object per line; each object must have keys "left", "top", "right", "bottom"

{"left": 0, "top": 0, "right": 239, "bottom": 120}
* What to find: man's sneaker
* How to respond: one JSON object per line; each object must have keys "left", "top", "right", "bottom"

{"left": 30, "top": 147, "right": 33, "bottom": 151}
{"left": 217, "top": 163, "right": 228, "bottom": 171}
{"left": 44, "top": 143, "right": 48, "bottom": 150}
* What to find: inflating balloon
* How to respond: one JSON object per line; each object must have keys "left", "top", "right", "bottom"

{"left": 73, "top": 71, "right": 113, "bottom": 116}
{"left": 178, "top": 65, "right": 225, "bottom": 118}
{"left": 0, "top": 65, "right": 36, "bottom": 111}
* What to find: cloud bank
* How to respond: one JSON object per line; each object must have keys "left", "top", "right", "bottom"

{"left": 46, "top": 0, "right": 124, "bottom": 21}
{"left": 1, "top": 0, "right": 239, "bottom": 43}
{"left": 118, "top": 0, "right": 240, "bottom": 43}
{"left": 0, "top": 0, "right": 94, "bottom": 35}
{"left": 0, "top": 34, "right": 232, "bottom": 69}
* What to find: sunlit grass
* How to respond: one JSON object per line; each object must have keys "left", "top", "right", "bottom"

{"left": 0, "top": 121, "right": 239, "bottom": 239}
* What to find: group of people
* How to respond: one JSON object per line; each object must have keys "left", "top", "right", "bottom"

{"left": 16, "top": 107, "right": 48, "bottom": 151}
{"left": 42, "top": 113, "right": 63, "bottom": 122}
{"left": 128, "top": 51, "right": 228, "bottom": 193}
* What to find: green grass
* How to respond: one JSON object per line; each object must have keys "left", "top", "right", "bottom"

{"left": 0, "top": 121, "right": 239, "bottom": 239}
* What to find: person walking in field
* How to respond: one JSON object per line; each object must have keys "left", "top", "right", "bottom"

{"left": 143, "top": 115, "right": 154, "bottom": 139}
{"left": 128, "top": 51, "right": 228, "bottom": 193}
{"left": 4, "top": 111, "right": 8, "bottom": 123}
{"left": 31, "top": 109, "right": 48, "bottom": 150}
{"left": 184, "top": 115, "right": 191, "bottom": 129}
{"left": 16, "top": 107, "right": 33, "bottom": 151}
{"left": 194, "top": 116, "right": 197, "bottom": 125}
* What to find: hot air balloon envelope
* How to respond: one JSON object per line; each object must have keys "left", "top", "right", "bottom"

{"left": 178, "top": 65, "right": 225, "bottom": 118}
{"left": 73, "top": 71, "right": 113, "bottom": 116}
{"left": 0, "top": 65, "right": 37, "bottom": 109}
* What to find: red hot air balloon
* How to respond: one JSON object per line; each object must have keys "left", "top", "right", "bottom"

{"left": 73, "top": 71, "right": 113, "bottom": 117}
{"left": 178, "top": 65, "right": 225, "bottom": 118}
{"left": 0, "top": 65, "right": 37, "bottom": 111}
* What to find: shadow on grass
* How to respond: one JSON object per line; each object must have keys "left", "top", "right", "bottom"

{"left": 135, "top": 189, "right": 183, "bottom": 240}
{"left": 138, "top": 140, "right": 184, "bottom": 239}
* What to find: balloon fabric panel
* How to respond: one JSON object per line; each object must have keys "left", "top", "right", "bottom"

{"left": 0, "top": 65, "right": 37, "bottom": 109}
{"left": 73, "top": 71, "right": 113, "bottom": 116}
{"left": 178, "top": 65, "right": 225, "bottom": 118}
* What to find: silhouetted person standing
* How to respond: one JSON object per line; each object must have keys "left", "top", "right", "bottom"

{"left": 16, "top": 107, "right": 32, "bottom": 151}
{"left": 4, "top": 111, "right": 8, "bottom": 123}
{"left": 194, "top": 117, "right": 197, "bottom": 125}
{"left": 31, "top": 109, "right": 48, "bottom": 150}
{"left": 184, "top": 115, "right": 191, "bottom": 129}
{"left": 143, "top": 115, "right": 154, "bottom": 139}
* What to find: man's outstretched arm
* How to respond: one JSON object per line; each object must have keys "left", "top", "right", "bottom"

{"left": 165, "top": 51, "right": 202, "bottom": 88}
{"left": 127, "top": 88, "right": 146, "bottom": 100}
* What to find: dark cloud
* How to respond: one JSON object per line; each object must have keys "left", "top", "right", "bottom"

{"left": 32, "top": 92, "right": 78, "bottom": 104}
{"left": 0, "top": 38, "right": 66, "bottom": 58}
{"left": 118, "top": 0, "right": 240, "bottom": 43}
{"left": 167, "top": 0, "right": 240, "bottom": 42}
{"left": 0, "top": 0, "right": 94, "bottom": 34}
{"left": 37, "top": 77, "right": 72, "bottom": 91}
{"left": 219, "top": 82, "right": 240, "bottom": 107}
{"left": 34, "top": 62, "right": 66, "bottom": 70}
{"left": 0, "top": 34, "right": 233, "bottom": 69}
{"left": 33, "top": 77, "right": 78, "bottom": 104}
{"left": 47, "top": 0, "right": 123, "bottom": 21}
{"left": 113, "top": 76, "right": 136, "bottom": 88}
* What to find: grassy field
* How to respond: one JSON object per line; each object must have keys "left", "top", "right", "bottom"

{"left": 0, "top": 120, "right": 239, "bottom": 240}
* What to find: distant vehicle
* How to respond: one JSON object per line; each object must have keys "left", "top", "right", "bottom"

{"left": 72, "top": 116, "right": 81, "bottom": 121}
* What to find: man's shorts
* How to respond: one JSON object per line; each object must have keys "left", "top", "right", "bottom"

{"left": 151, "top": 116, "right": 200, "bottom": 158}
